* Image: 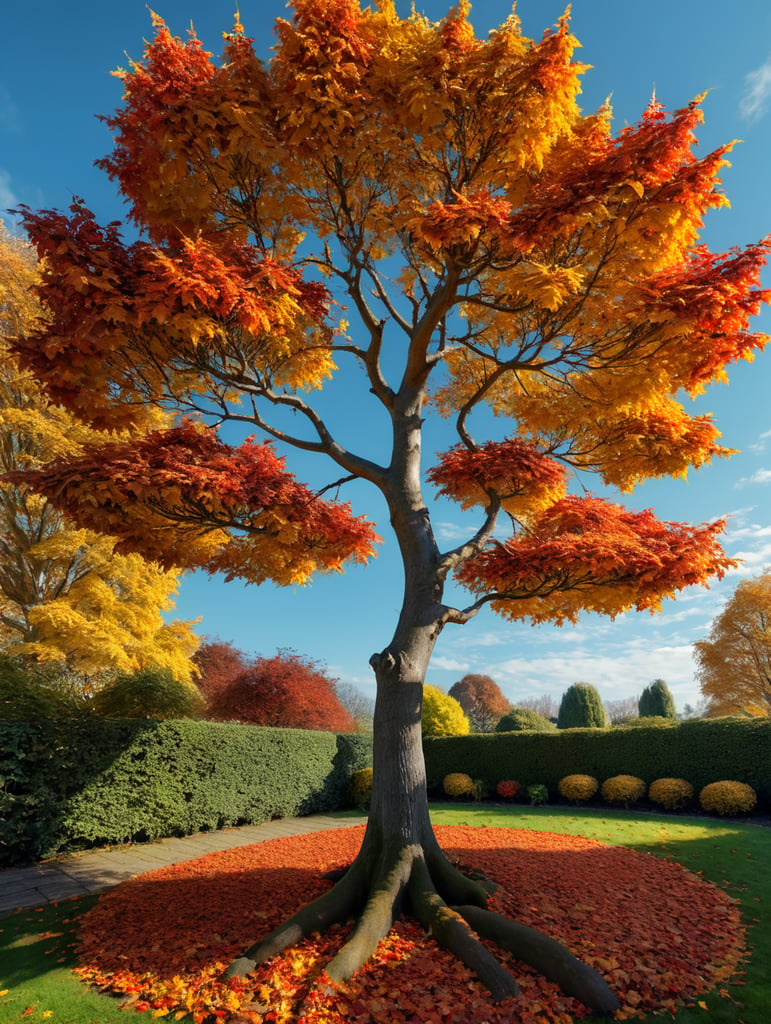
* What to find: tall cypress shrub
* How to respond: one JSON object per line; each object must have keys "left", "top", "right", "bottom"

{"left": 638, "top": 679, "right": 677, "bottom": 720}
{"left": 557, "top": 682, "right": 609, "bottom": 728}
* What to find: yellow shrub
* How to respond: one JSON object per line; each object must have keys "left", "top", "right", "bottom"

{"left": 558, "top": 774, "right": 598, "bottom": 803}
{"left": 699, "top": 781, "right": 757, "bottom": 816}
{"left": 443, "top": 772, "right": 475, "bottom": 798}
{"left": 350, "top": 767, "right": 373, "bottom": 808}
{"left": 648, "top": 777, "right": 693, "bottom": 810}
{"left": 601, "top": 775, "right": 646, "bottom": 806}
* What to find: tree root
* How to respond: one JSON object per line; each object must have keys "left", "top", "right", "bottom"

{"left": 224, "top": 836, "right": 620, "bottom": 1015}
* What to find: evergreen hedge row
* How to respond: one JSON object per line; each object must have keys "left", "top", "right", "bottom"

{"left": 0, "top": 719, "right": 372, "bottom": 867}
{"left": 424, "top": 718, "right": 771, "bottom": 801}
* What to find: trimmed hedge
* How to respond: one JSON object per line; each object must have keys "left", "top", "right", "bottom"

{"left": 0, "top": 719, "right": 372, "bottom": 867}
{"left": 423, "top": 718, "right": 771, "bottom": 802}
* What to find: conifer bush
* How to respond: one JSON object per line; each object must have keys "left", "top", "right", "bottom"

{"left": 442, "top": 772, "right": 476, "bottom": 798}
{"left": 601, "top": 775, "right": 646, "bottom": 806}
{"left": 350, "top": 767, "right": 373, "bottom": 808}
{"left": 558, "top": 774, "right": 599, "bottom": 803}
{"left": 648, "top": 777, "right": 694, "bottom": 810}
{"left": 699, "top": 780, "right": 757, "bottom": 816}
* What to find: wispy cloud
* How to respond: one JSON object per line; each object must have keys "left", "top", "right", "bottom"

{"left": 748, "top": 429, "right": 771, "bottom": 454}
{"left": 429, "top": 655, "right": 471, "bottom": 674}
{"left": 741, "top": 52, "right": 771, "bottom": 121}
{"left": 734, "top": 468, "right": 771, "bottom": 488}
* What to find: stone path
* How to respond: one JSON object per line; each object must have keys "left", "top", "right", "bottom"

{"left": 0, "top": 814, "right": 368, "bottom": 916}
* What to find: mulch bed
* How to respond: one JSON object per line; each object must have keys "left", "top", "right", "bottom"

{"left": 75, "top": 825, "right": 745, "bottom": 1023}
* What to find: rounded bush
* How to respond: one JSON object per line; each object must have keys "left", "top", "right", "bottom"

{"left": 558, "top": 774, "right": 598, "bottom": 803}
{"left": 443, "top": 772, "right": 475, "bottom": 798}
{"left": 527, "top": 783, "right": 549, "bottom": 806}
{"left": 699, "top": 781, "right": 757, "bottom": 816}
{"left": 350, "top": 767, "right": 373, "bottom": 808}
{"left": 92, "top": 668, "right": 205, "bottom": 719}
{"left": 648, "top": 777, "right": 694, "bottom": 810}
{"left": 495, "top": 708, "right": 556, "bottom": 732}
{"left": 601, "top": 775, "right": 646, "bottom": 806}
{"left": 496, "top": 779, "right": 520, "bottom": 799}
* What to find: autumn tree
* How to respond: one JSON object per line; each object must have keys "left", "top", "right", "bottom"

{"left": 208, "top": 648, "right": 357, "bottom": 732}
{"left": 0, "top": 223, "right": 199, "bottom": 683}
{"left": 334, "top": 680, "right": 375, "bottom": 731}
{"left": 9, "top": 0, "right": 771, "bottom": 1012}
{"left": 694, "top": 569, "right": 771, "bottom": 717}
{"left": 193, "top": 637, "right": 254, "bottom": 712}
{"left": 448, "top": 672, "right": 509, "bottom": 731}
{"left": 638, "top": 678, "right": 677, "bottom": 719}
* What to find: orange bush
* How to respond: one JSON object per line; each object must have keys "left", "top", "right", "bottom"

{"left": 558, "top": 774, "right": 598, "bottom": 803}
{"left": 601, "top": 775, "right": 646, "bottom": 806}
{"left": 699, "top": 780, "right": 757, "bottom": 816}
{"left": 648, "top": 778, "right": 694, "bottom": 810}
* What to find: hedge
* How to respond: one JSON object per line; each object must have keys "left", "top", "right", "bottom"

{"left": 423, "top": 718, "right": 771, "bottom": 801}
{"left": 0, "top": 719, "right": 372, "bottom": 867}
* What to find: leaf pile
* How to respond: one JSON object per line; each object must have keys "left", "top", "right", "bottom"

{"left": 75, "top": 825, "right": 745, "bottom": 1023}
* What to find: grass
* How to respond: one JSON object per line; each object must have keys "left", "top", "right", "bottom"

{"left": 0, "top": 804, "right": 767, "bottom": 1023}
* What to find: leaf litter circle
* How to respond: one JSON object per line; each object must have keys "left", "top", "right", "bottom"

{"left": 74, "top": 825, "right": 745, "bottom": 1023}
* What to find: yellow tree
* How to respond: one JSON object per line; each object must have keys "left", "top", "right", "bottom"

{"left": 9, "top": 1, "right": 771, "bottom": 1012}
{"left": 0, "top": 223, "right": 199, "bottom": 682}
{"left": 694, "top": 569, "right": 771, "bottom": 717}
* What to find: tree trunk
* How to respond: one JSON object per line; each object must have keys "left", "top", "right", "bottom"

{"left": 226, "top": 388, "right": 619, "bottom": 1014}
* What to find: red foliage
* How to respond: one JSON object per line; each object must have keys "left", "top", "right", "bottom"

{"left": 448, "top": 674, "right": 510, "bottom": 728}
{"left": 75, "top": 825, "right": 745, "bottom": 1024}
{"left": 209, "top": 649, "right": 357, "bottom": 732}
{"left": 193, "top": 639, "right": 254, "bottom": 709}
{"left": 496, "top": 780, "right": 520, "bottom": 799}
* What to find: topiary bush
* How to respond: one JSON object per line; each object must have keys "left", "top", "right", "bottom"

{"left": 638, "top": 679, "right": 677, "bottom": 720}
{"left": 496, "top": 779, "right": 520, "bottom": 799}
{"left": 496, "top": 708, "right": 556, "bottom": 732}
{"left": 699, "top": 780, "right": 757, "bottom": 816}
{"left": 648, "top": 777, "right": 694, "bottom": 810}
{"left": 349, "top": 767, "right": 373, "bottom": 808}
{"left": 601, "top": 774, "right": 646, "bottom": 806}
{"left": 557, "top": 682, "right": 609, "bottom": 729}
{"left": 558, "top": 774, "right": 599, "bottom": 803}
{"left": 443, "top": 772, "right": 475, "bottom": 798}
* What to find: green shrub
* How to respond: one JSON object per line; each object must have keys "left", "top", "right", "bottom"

{"left": 443, "top": 772, "right": 475, "bottom": 798}
{"left": 92, "top": 667, "right": 206, "bottom": 719}
{"left": 0, "top": 719, "right": 372, "bottom": 866}
{"left": 558, "top": 774, "right": 598, "bottom": 803}
{"left": 350, "top": 767, "right": 373, "bottom": 808}
{"left": 557, "top": 683, "right": 609, "bottom": 729}
{"left": 527, "top": 783, "right": 548, "bottom": 805}
{"left": 0, "top": 656, "right": 91, "bottom": 720}
{"left": 601, "top": 774, "right": 646, "bottom": 806}
{"left": 618, "top": 716, "right": 676, "bottom": 729}
{"left": 699, "top": 781, "right": 757, "bottom": 816}
{"left": 648, "top": 777, "right": 694, "bottom": 810}
{"left": 496, "top": 708, "right": 556, "bottom": 732}
{"left": 638, "top": 679, "right": 677, "bottom": 720}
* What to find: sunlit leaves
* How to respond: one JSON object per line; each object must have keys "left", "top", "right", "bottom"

{"left": 12, "top": 423, "right": 380, "bottom": 587}
{"left": 455, "top": 496, "right": 735, "bottom": 625}
{"left": 74, "top": 825, "right": 745, "bottom": 1023}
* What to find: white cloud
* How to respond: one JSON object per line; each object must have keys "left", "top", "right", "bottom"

{"left": 429, "top": 655, "right": 471, "bottom": 673}
{"left": 741, "top": 53, "right": 771, "bottom": 121}
{"left": 748, "top": 429, "right": 771, "bottom": 454}
{"left": 734, "top": 468, "right": 771, "bottom": 488}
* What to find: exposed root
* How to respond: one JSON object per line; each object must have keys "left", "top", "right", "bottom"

{"left": 409, "top": 856, "right": 520, "bottom": 1003}
{"left": 225, "top": 833, "right": 619, "bottom": 1015}
{"left": 456, "top": 904, "right": 621, "bottom": 1015}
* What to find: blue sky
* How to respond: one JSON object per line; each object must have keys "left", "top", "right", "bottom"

{"left": 2, "top": 1, "right": 771, "bottom": 714}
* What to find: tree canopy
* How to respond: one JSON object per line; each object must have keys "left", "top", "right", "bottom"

{"left": 7, "top": 0, "right": 770, "bottom": 1014}
{"left": 448, "top": 673, "right": 509, "bottom": 731}
{"left": 421, "top": 683, "right": 470, "bottom": 736}
{"left": 694, "top": 569, "right": 771, "bottom": 717}
{"left": 0, "top": 224, "right": 199, "bottom": 681}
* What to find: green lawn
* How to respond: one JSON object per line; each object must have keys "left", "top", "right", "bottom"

{"left": 0, "top": 805, "right": 767, "bottom": 1023}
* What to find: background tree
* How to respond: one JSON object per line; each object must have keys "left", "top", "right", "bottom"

{"left": 10, "top": 0, "right": 770, "bottom": 1011}
{"left": 92, "top": 666, "right": 206, "bottom": 719}
{"left": 193, "top": 638, "right": 254, "bottom": 713}
{"left": 694, "top": 569, "right": 771, "bottom": 717}
{"left": 557, "top": 682, "right": 609, "bottom": 729}
{"left": 638, "top": 679, "right": 677, "bottom": 720}
{"left": 208, "top": 649, "right": 357, "bottom": 732}
{"left": 421, "top": 684, "right": 470, "bottom": 737}
{"left": 495, "top": 707, "right": 556, "bottom": 732}
{"left": 605, "top": 695, "right": 640, "bottom": 725}
{"left": 517, "top": 695, "right": 560, "bottom": 722}
{"left": 448, "top": 673, "right": 509, "bottom": 731}
{"left": 334, "top": 680, "right": 375, "bottom": 732}
{"left": 0, "top": 223, "right": 199, "bottom": 683}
